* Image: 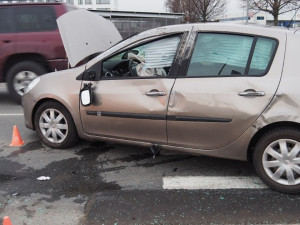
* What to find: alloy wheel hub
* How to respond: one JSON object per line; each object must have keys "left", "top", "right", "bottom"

{"left": 263, "top": 139, "right": 300, "bottom": 186}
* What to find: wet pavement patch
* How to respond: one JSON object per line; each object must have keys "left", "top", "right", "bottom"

{"left": 0, "top": 142, "right": 121, "bottom": 201}
{"left": 116, "top": 153, "right": 153, "bottom": 162}
{"left": 10, "top": 140, "right": 44, "bottom": 156}
{"left": 136, "top": 156, "right": 193, "bottom": 168}
{"left": 75, "top": 142, "right": 115, "bottom": 156}
{"left": 0, "top": 174, "right": 16, "bottom": 182}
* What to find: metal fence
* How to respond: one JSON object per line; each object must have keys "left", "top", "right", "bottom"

{"left": 109, "top": 17, "right": 181, "bottom": 39}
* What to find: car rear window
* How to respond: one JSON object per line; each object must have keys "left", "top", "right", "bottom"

{"left": 12, "top": 6, "right": 57, "bottom": 32}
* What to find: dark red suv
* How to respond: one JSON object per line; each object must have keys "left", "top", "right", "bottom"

{"left": 0, "top": 2, "right": 75, "bottom": 103}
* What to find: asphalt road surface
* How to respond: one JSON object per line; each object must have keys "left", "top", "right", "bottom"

{"left": 0, "top": 83, "right": 299, "bottom": 225}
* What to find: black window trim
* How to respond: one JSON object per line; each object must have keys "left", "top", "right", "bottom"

{"left": 179, "top": 31, "right": 279, "bottom": 79}
{"left": 245, "top": 36, "right": 258, "bottom": 75}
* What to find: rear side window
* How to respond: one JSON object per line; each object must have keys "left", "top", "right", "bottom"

{"left": 0, "top": 8, "right": 12, "bottom": 33}
{"left": 187, "top": 33, "right": 277, "bottom": 77}
{"left": 12, "top": 6, "right": 57, "bottom": 32}
{"left": 248, "top": 37, "right": 277, "bottom": 76}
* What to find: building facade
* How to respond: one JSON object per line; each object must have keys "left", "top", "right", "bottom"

{"left": 92, "top": 10, "right": 183, "bottom": 38}
{"left": 0, "top": 0, "right": 117, "bottom": 10}
{"left": 66, "top": 0, "right": 117, "bottom": 10}
{"left": 220, "top": 9, "right": 300, "bottom": 28}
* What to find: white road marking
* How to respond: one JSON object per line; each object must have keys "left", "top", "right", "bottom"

{"left": 0, "top": 114, "right": 24, "bottom": 116}
{"left": 163, "top": 176, "right": 268, "bottom": 189}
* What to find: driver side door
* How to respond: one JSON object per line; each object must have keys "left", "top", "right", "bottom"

{"left": 80, "top": 34, "right": 184, "bottom": 144}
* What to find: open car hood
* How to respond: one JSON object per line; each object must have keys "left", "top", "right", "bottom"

{"left": 57, "top": 9, "right": 122, "bottom": 67}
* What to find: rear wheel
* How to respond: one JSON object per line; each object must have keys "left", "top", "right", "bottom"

{"left": 253, "top": 127, "right": 300, "bottom": 193}
{"left": 34, "top": 101, "right": 78, "bottom": 149}
{"left": 7, "top": 61, "right": 47, "bottom": 103}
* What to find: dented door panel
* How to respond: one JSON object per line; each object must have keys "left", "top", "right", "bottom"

{"left": 167, "top": 31, "right": 287, "bottom": 150}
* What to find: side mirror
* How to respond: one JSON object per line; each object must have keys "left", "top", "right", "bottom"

{"left": 80, "top": 83, "right": 92, "bottom": 106}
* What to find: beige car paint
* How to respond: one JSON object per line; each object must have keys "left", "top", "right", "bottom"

{"left": 23, "top": 65, "right": 86, "bottom": 132}
{"left": 80, "top": 78, "right": 175, "bottom": 144}
{"left": 23, "top": 23, "right": 300, "bottom": 162}
{"left": 253, "top": 31, "right": 300, "bottom": 127}
{"left": 167, "top": 27, "right": 286, "bottom": 150}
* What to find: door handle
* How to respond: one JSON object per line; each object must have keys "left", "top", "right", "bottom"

{"left": 3, "top": 40, "right": 11, "bottom": 43}
{"left": 238, "top": 89, "right": 265, "bottom": 97}
{"left": 145, "top": 89, "right": 166, "bottom": 96}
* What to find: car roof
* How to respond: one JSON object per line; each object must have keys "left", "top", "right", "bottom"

{"left": 116, "top": 23, "right": 292, "bottom": 48}
{"left": 87, "top": 22, "right": 295, "bottom": 68}
{"left": 151, "top": 22, "right": 295, "bottom": 36}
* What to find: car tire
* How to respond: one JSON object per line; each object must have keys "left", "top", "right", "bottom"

{"left": 253, "top": 127, "right": 300, "bottom": 193}
{"left": 34, "top": 101, "right": 78, "bottom": 149}
{"left": 7, "top": 61, "right": 47, "bottom": 104}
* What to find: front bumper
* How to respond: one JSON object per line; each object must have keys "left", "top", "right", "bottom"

{"left": 22, "top": 92, "right": 36, "bottom": 131}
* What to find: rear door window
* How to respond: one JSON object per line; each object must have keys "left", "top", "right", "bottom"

{"left": 248, "top": 37, "right": 277, "bottom": 76}
{"left": 186, "top": 33, "right": 277, "bottom": 77}
{"left": 12, "top": 6, "right": 57, "bottom": 32}
{"left": 187, "top": 33, "right": 253, "bottom": 77}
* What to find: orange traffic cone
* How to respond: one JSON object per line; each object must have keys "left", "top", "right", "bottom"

{"left": 3, "top": 216, "right": 13, "bottom": 225}
{"left": 9, "top": 125, "right": 24, "bottom": 147}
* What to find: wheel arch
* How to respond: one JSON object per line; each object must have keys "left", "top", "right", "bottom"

{"left": 247, "top": 121, "right": 300, "bottom": 163}
{"left": 32, "top": 98, "right": 79, "bottom": 149}
{"left": 31, "top": 98, "right": 76, "bottom": 131}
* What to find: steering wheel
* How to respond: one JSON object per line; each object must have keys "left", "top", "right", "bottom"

{"left": 128, "top": 58, "right": 141, "bottom": 77}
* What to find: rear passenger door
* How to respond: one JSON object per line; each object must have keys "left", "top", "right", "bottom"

{"left": 167, "top": 31, "right": 286, "bottom": 150}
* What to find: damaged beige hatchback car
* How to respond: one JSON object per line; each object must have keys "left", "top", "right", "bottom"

{"left": 23, "top": 9, "right": 300, "bottom": 193}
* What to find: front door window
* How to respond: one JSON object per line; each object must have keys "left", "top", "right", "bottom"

{"left": 102, "top": 35, "right": 181, "bottom": 79}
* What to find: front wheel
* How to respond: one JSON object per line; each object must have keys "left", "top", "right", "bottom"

{"left": 253, "top": 127, "right": 300, "bottom": 193}
{"left": 34, "top": 101, "right": 78, "bottom": 149}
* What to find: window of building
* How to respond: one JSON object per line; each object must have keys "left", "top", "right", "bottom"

{"left": 257, "top": 16, "right": 265, "bottom": 20}
{"left": 78, "top": 0, "right": 83, "bottom": 4}
{"left": 96, "top": 0, "right": 110, "bottom": 4}
{"left": 187, "top": 33, "right": 253, "bottom": 77}
{"left": 85, "top": 0, "right": 92, "bottom": 4}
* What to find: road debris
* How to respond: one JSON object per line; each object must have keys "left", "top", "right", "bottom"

{"left": 37, "top": 176, "right": 50, "bottom": 181}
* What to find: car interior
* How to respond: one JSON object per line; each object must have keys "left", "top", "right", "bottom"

{"left": 101, "top": 35, "right": 181, "bottom": 79}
